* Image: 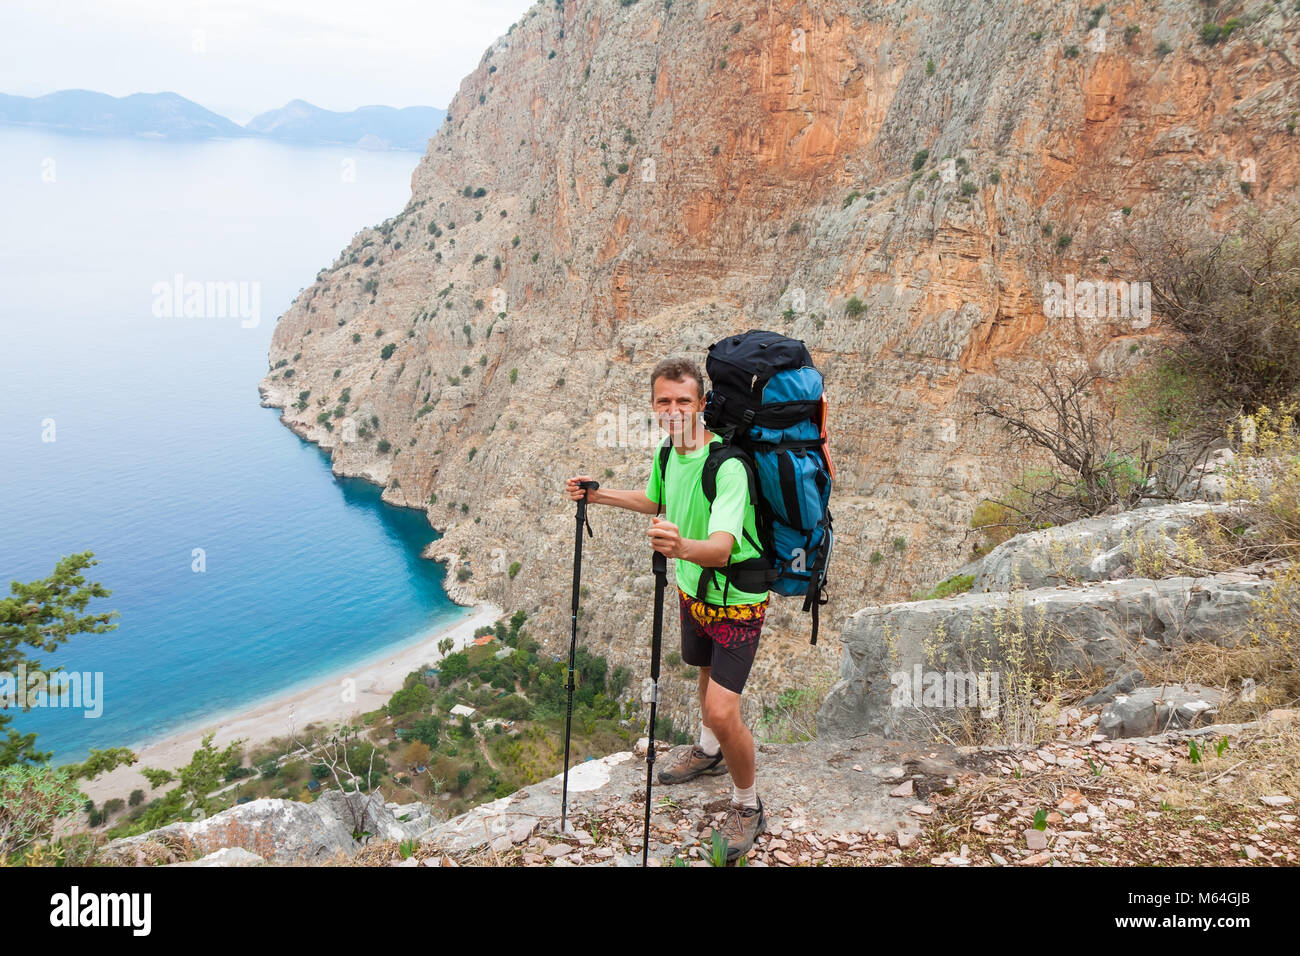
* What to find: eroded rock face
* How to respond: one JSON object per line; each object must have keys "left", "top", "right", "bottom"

{"left": 261, "top": 0, "right": 1300, "bottom": 730}
{"left": 818, "top": 499, "right": 1286, "bottom": 741}
{"left": 970, "top": 501, "right": 1238, "bottom": 592}
{"left": 817, "top": 569, "right": 1273, "bottom": 740}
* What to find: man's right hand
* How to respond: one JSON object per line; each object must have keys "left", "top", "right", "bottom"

{"left": 565, "top": 475, "right": 597, "bottom": 502}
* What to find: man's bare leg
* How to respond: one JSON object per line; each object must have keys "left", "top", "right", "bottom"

{"left": 702, "top": 677, "right": 754, "bottom": 789}
{"left": 697, "top": 666, "right": 711, "bottom": 735}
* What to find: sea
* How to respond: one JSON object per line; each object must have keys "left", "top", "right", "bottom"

{"left": 0, "top": 126, "right": 465, "bottom": 765}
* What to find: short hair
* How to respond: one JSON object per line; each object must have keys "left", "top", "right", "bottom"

{"left": 650, "top": 356, "right": 705, "bottom": 401}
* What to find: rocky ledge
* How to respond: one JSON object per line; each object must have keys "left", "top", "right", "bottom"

{"left": 97, "top": 708, "right": 1297, "bottom": 867}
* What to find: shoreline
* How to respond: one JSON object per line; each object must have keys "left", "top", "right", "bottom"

{"left": 75, "top": 602, "right": 503, "bottom": 808}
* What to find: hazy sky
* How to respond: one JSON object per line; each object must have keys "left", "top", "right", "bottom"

{"left": 0, "top": 0, "right": 538, "bottom": 123}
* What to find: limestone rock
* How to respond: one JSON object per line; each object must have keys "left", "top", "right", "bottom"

{"left": 1099, "top": 685, "right": 1224, "bottom": 738}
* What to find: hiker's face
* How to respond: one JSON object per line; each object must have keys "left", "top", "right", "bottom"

{"left": 652, "top": 376, "right": 705, "bottom": 442}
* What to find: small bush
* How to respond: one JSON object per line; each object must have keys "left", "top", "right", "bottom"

{"left": 913, "top": 574, "right": 975, "bottom": 601}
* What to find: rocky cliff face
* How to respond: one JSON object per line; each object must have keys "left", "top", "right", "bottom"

{"left": 259, "top": 0, "right": 1300, "bottom": 731}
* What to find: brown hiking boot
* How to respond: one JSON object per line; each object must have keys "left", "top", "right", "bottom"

{"left": 716, "top": 796, "right": 765, "bottom": 863}
{"left": 657, "top": 745, "right": 727, "bottom": 785}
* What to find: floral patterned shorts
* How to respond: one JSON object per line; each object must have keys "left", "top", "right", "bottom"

{"left": 677, "top": 587, "right": 768, "bottom": 694}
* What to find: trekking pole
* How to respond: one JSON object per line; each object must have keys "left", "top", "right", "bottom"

{"left": 561, "top": 479, "right": 598, "bottom": 835}
{"left": 642, "top": 547, "right": 667, "bottom": 866}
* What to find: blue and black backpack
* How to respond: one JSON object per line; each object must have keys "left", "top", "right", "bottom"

{"left": 656, "top": 330, "right": 834, "bottom": 644}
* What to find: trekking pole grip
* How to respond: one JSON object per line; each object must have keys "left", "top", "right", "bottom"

{"left": 576, "top": 480, "right": 599, "bottom": 537}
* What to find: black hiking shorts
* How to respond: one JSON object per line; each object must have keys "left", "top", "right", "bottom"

{"left": 677, "top": 587, "right": 768, "bottom": 695}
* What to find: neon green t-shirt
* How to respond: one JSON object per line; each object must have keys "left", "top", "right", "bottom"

{"left": 644, "top": 440, "right": 769, "bottom": 606}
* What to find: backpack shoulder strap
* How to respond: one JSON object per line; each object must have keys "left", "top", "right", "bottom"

{"left": 695, "top": 441, "right": 775, "bottom": 603}
{"left": 701, "top": 442, "right": 765, "bottom": 556}
{"left": 655, "top": 436, "right": 673, "bottom": 517}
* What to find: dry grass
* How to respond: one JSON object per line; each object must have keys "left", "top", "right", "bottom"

{"left": 1129, "top": 723, "right": 1300, "bottom": 811}
{"left": 753, "top": 670, "right": 836, "bottom": 744}
{"left": 1111, "top": 403, "right": 1300, "bottom": 718}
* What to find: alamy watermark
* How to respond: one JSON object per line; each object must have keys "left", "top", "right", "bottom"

{"left": 595, "top": 405, "right": 707, "bottom": 449}
{"left": 151, "top": 273, "right": 261, "bottom": 328}
{"left": 1042, "top": 274, "right": 1151, "bottom": 329}
{"left": 891, "top": 665, "right": 1000, "bottom": 718}
{"left": 0, "top": 664, "right": 104, "bottom": 718}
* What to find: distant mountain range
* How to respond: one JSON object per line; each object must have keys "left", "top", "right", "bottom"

{"left": 0, "top": 90, "right": 445, "bottom": 151}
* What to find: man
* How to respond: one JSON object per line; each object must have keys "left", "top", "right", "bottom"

{"left": 565, "top": 356, "right": 769, "bottom": 862}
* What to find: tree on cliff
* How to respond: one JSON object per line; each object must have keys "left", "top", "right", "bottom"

{"left": 0, "top": 552, "right": 120, "bottom": 768}
{"left": 0, "top": 553, "right": 140, "bottom": 860}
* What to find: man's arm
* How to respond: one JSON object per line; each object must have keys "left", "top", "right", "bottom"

{"left": 564, "top": 475, "right": 659, "bottom": 514}
{"left": 592, "top": 486, "right": 660, "bottom": 514}
{"left": 677, "top": 530, "right": 734, "bottom": 568}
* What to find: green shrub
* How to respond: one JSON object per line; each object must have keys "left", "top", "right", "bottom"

{"left": 387, "top": 682, "right": 433, "bottom": 718}
{"left": 439, "top": 652, "right": 470, "bottom": 683}
{"left": 914, "top": 574, "right": 975, "bottom": 601}
{"left": 0, "top": 766, "right": 86, "bottom": 858}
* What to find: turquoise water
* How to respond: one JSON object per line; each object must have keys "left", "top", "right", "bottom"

{"left": 0, "top": 127, "right": 465, "bottom": 765}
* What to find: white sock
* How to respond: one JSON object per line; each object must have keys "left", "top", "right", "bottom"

{"left": 699, "top": 725, "right": 720, "bottom": 756}
{"left": 733, "top": 782, "right": 759, "bottom": 809}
